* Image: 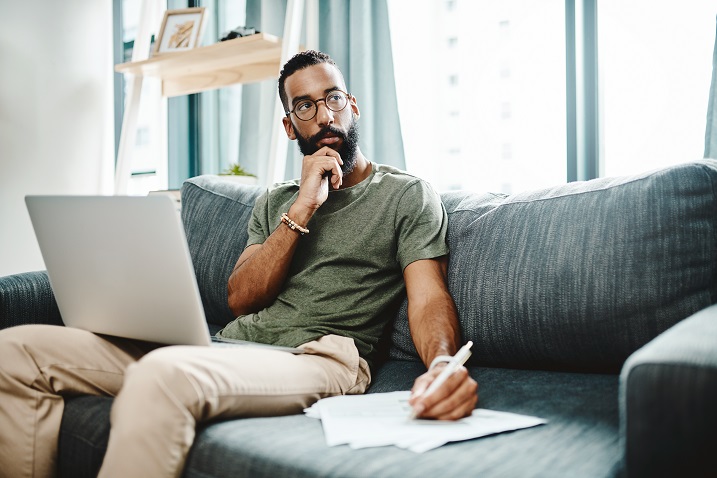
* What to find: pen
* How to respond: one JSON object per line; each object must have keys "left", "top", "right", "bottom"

{"left": 409, "top": 341, "right": 473, "bottom": 419}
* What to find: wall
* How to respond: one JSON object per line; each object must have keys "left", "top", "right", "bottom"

{"left": 0, "top": 0, "right": 115, "bottom": 277}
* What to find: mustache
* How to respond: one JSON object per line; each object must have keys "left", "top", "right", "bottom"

{"left": 309, "top": 126, "right": 346, "bottom": 145}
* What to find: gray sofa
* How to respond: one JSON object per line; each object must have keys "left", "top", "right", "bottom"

{"left": 2, "top": 160, "right": 716, "bottom": 477}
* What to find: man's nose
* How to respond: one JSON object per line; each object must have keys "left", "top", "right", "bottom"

{"left": 315, "top": 100, "right": 334, "bottom": 126}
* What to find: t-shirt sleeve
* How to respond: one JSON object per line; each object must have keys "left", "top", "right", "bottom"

{"left": 246, "top": 190, "right": 271, "bottom": 248}
{"left": 395, "top": 180, "right": 449, "bottom": 270}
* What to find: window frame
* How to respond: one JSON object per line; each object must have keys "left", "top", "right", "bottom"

{"left": 113, "top": 0, "right": 604, "bottom": 187}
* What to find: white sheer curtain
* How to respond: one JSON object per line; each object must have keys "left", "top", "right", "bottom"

{"left": 236, "top": 0, "right": 405, "bottom": 182}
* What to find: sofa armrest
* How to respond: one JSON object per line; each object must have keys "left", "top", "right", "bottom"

{"left": 620, "top": 303, "right": 717, "bottom": 477}
{"left": 0, "top": 271, "right": 63, "bottom": 331}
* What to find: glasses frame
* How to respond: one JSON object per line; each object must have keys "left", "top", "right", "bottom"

{"left": 285, "top": 89, "right": 351, "bottom": 122}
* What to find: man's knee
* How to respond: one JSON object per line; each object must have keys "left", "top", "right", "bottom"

{"left": 117, "top": 347, "right": 205, "bottom": 417}
{"left": 0, "top": 323, "right": 59, "bottom": 343}
{"left": 0, "top": 324, "right": 59, "bottom": 365}
{"left": 0, "top": 325, "right": 61, "bottom": 393}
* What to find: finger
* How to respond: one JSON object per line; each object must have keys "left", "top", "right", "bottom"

{"left": 315, "top": 146, "right": 343, "bottom": 165}
{"left": 303, "top": 155, "right": 342, "bottom": 189}
{"left": 408, "top": 373, "right": 434, "bottom": 406}
{"left": 316, "top": 154, "right": 342, "bottom": 189}
{"left": 409, "top": 363, "right": 447, "bottom": 401}
{"left": 422, "top": 373, "right": 478, "bottom": 420}
{"left": 430, "top": 393, "right": 478, "bottom": 421}
{"left": 415, "top": 368, "right": 476, "bottom": 418}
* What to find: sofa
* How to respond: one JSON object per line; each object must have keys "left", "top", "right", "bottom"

{"left": 1, "top": 159, "right": 716, "bottom": 477}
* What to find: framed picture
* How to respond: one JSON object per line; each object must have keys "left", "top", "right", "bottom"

{"left": 154, "top": 7, "right": 206, "bottom": 55}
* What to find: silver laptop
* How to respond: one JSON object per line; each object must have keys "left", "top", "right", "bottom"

{"left": 25, "top": 195, "right": 303, "bottom": 354}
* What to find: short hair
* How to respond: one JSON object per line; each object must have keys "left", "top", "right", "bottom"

{"left": 278, "top": 50, "right": 340, "bottom": 113}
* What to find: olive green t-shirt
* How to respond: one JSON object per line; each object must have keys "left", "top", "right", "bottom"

{"left": 218, "top": 162, "right": 449, "bottom": 368}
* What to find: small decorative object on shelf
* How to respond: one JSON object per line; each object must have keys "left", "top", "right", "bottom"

{"left": 154, "top": 7, "right": 207, "bottom": 56}
{"left": 217, "top": 163, "right": 258, "bottom": 185}
{"left": 220, "top": 163, "right": 256, "bottom": 177}
{"left": 220, "top": 26, "right": 259, "bottom": 42}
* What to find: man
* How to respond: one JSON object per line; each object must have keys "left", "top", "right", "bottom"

{"left": 0, "top": 50, "right": 477, "bottom": 478}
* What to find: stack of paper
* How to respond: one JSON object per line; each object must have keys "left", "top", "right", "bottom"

{"left": 304, "top": 391, "right": 547, "bottom": 453}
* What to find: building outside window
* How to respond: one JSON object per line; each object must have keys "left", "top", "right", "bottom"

{"left": 388, "top": 0, "right": 717, "bottom": 193}
{"left": 598, "top": 0, "right": 716, "bottom": 177}
{"left": 388, "top": 0, "right": 567, "bottom": 193}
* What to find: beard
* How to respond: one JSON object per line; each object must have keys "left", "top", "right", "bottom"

{"left": 295, "top": 118, "right": 360, "bottom": 175}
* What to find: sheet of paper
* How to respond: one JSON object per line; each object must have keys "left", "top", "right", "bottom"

{"left": 305, "top": 391, "right": 546, "bottom": 453}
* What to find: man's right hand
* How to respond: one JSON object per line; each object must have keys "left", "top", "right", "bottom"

{"left": 290, "top": 147, "right": 343, "bottom": 224}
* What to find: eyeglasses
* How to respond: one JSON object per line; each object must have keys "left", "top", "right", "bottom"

{"left": 286, "top": 90, "right": 350, "bottom": 121}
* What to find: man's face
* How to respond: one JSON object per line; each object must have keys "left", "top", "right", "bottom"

{"left": 282, "top": 63, "right": 361, "bottom": 174}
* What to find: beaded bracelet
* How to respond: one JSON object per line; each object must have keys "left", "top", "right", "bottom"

{"left": 280, "top": 213, "right": 310, "bottom": 235}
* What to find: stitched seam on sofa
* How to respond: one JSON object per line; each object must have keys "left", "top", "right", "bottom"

{"left": 450, "top": 167, "right": 680, "bottom": 215}
{"left": 183, "top": 181, "right": 264, "bottom": 208}
{"left": 447, "top": 165, "right": 717, "bottom": 234}
{"left": 447, "top": 191, "right": 506, "bottom": 213}
{"left": 627, "top": 360, "right": 717, "bottom": 374}
{"left": 694, "top": 162, "right": 717, "bottom": 306}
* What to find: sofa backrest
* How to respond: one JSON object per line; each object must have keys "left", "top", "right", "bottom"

{"left": 389, "top": 160, "right": 717, "bottom": 372}
{"left": 183, "top": 161, "right": 717, "bottom": 373}
{"left": 181, "top": 177, "right": 265, "bottom": 330}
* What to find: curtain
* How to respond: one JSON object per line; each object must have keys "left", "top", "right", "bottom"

{"left": 239, "top": 0, "right": 405, "bottom": 181}
{"left": 705, "top": 15, "right": 717, "bottom": 159}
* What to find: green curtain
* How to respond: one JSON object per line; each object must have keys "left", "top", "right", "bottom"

{"left": 239, "top": 0, "right": 405, "bottom": 181}
{"left": 705, "top": 16, "right": 717, "bottom": 158}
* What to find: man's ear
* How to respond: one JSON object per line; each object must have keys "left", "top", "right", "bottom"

{"left": 349, "top": 94, "right": 360, "bottom": 119}
{"left": 282, "top": 116, "right": 297, "bottom": 140}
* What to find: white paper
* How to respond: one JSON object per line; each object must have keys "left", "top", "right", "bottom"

{"left": 306, "top": 391, "right": 546, "bottom": 453}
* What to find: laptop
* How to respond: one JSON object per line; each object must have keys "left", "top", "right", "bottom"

{"left": 25, "top": 195, "right": 303, "bottom": 354}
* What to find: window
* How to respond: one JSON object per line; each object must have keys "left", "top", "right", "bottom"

{"left": 196, "top": 0, "right": 249, "bottom": 178}
{"left": 115, "top": 1, "right": 717, "bottom": 192}
{"left": 598, "top": 1, "right": 717, "bottom": 177}
{"left": 388, "top": 0, "right": 567, "bottom": 193}
{"left": 115, "top": 0, "right": 250, "bottom": 193}
{"left": 389, "top": 0, "right": 717, "bottom": 193}
{"left": 118, "top": 0, "right": 168, "bottom": 195}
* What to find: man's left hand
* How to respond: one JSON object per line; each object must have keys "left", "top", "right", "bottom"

{"left": 408, "top": 364, "right": 478, "bottom": 420}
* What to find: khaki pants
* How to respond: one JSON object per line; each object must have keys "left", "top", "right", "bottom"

{"left": 0, "top": 325, "right": 370, "bottom": 478}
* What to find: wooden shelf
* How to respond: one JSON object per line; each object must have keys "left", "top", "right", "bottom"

{"left": 114, "top": 33, "right": 283, "bottom": 97}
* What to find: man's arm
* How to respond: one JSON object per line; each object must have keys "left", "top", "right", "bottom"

{"left": 404, "top": 257, "right": 478, "bottom": 420}
{"left": 227, "top": 148, "right": 343, "bottom": 316}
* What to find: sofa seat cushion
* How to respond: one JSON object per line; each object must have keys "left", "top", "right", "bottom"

{"left": 58, "top": 361, "right": 620, "bottom": 478}
{"left": 391, "top": 160, "right": 717, "bottom": 372}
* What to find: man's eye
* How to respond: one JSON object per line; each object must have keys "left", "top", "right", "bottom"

{"left": 297, "top": 101, "right": 314, "bottom": 112}
{"left": 327, "top": 93, "right": 343, "bottom": 102}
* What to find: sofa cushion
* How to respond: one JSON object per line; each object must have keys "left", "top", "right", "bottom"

{"left": 181, "top": 176, "right": 265, "bottom": 328}
{"left": 57, "top": 362, "right": 620, "bottom": 478}
{"left": 390, "top": 160, "right": 717, "bottom": 372}
{"left": 58, "top": 396, "right": 112, "bottom": 477}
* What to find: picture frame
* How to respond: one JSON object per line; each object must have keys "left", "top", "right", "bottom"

{"left": 153, "top": 7, "right": 206, "bottom": 55}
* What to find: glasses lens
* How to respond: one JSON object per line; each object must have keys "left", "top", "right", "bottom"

{"left": 292, "top": 92, "right": 349, "bottom": 121}
{"left": 326, "top": 92, "right": 348, "bottom": 112}
{"left": 295, "top": 100, "right": 317, "bottom": 121}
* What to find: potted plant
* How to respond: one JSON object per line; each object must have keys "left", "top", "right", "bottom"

{"left": 217, "top": 162, "right": 258, "bottom": 185}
